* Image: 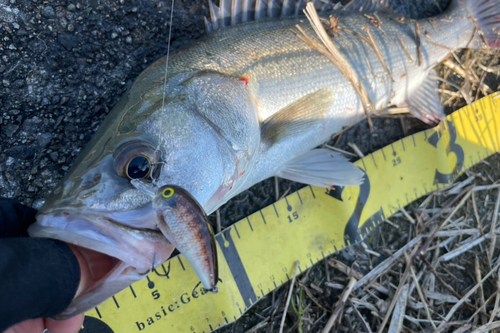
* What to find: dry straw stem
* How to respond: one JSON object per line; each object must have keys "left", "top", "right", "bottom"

{"left": 297, "top": 3, "right": 376, "bottom": 130}
{"left": 399, "top": 38, "right": 414, "bottom": 62}
{"left": 387, "top": 284, "right": 408, "bottom": 333}
{"left": 376, "top": 251, "right": 414, "bottom": 333}
{"left": 279, "top": 261, "right": 300, "bottom": 333}
{"left": 437, "top": 261, "right": 500, "bottom": 330}
{"left": 488, "top": 189, "right": 500, "bottom": 264}
{"left": 415, "top": 22, "right": 422, "bottom": 66}
{"left": 355, "top": 236, "right": 422, "bottom": 289}
{"left": 321, "top": 276, "right": 357, "bottom": 333}
{"left": 244, "top": 317, "right": 270, "bottom": 333}
{"left": 361, "top": 27, "right": 394, "bottom": 81}
{"left": 348, "top": 298, "right": 373, "bottom": 333}
{"left": 488, "top": 266, "right": 500, "bottom": 324}
{"left": 408, "top": 255, "right": 436, "bottom": 329}
{"left": 417, "top": 186, "right": 473, "bottom": 256}
{"left": 347, "top": 142, "right": 365, "bottom": 158}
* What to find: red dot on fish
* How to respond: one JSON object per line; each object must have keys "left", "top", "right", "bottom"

{"left": 239, "top": 77, "right": 249, "bottom": 85}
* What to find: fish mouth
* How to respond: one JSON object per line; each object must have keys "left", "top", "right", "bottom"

{"left": 29, "top": 210, "right": 175, "bottom": 319}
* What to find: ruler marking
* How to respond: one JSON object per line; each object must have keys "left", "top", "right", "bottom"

{"left": 489, "top": 96, "right": 500, "bottom": 151}
{"left": 216, "top": 232, "right": 257, "bottom": 307}
{"left": 95, "top": 307, "right": 102, "bottom": 318}
{"left": 483, "top": 104, "right": 498, "bottom": 152}
{"left": 178, "top": 256, "right": 186, "bottom": 271}
{"left": 273, "top": 281, "right": 278, "bottom": 289}
{"left": 261, "top": 289, "right": 265, "bottom": 297}
{"left": 272, "top": 204, "right": 279, "bottom": 217}
{"left": 298, "top": 265, "right": 303, "bottom": 273}
{"left": 328, "top": 250, "right": 332, "bottom": 255}
{"left": 412, "top": 134, "right": 416, "bottom": 147}
{"left": 401, "top": 138, "right": 406, "bottom": 151}
{"left": 333, "top": 245, "right": 338, "bottom": 253}
{"left": 239, "top": 308, "right": 243, "bottom": 315}
{"left": 129, "top": 285, "right": 137, "bottom": 298}
{"left": 224, "top": 317, "right": 229, "bottom": 324}
{"left": 321, "top": 251, "right": 325, "bottom": 259}
{"left": 381, "top": 147, "right": 386, "bottom": 161}
{"left": 112, "top": 296, "right": 120, "bottom": 309}
{"left": 370, "top": 154, "right": 377, "bottom": 168}
{"left": 361, "top": 159, "right": 366, "bottom": 171}
{"left": 259, "top": 210, "right": 267, "bottom": 224}
{"left": 209, "top": 324, "right": 214, "bottom": 331}
{"left": 309, "top": 258, "right": 314, "bottom": 266}
{"left": 247, "top": 217, "right": 253, "bottom": 231}
{"left": 286, "top": 273, "right": 290, "bottom": 280}
{"left": 234, "top": 225, "right": 241, "bottom": 239}
{"left": 309, "top": 186, "right": 316, "bottom": 198}
{"left": 268, "top": 288, "right": 271, "bottom": 293}
{"left": 297, "top": 191, "right": 303, "bottom": 204}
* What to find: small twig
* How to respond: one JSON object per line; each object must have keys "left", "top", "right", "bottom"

{"left": 475, "top": 256, "right": 486, "bottom": 319}
{"left": 322, "top": 277, "right": 357, "bottom": 333}
{"left": 362, "top": 27, "right": 393, "bottom": 80}
{"left": 438, "top": 261, "right": 500, "bottom": 329}
{"left": 400, "top": 38, "right": 414, "bottom": 62}
{"left": 488, "top": 265, "right": 500, "bottom": 324}
{"left": 409, "top": 260, "right": 436, "bottom": 329}
{"left": 417, "top": 187, "right": 473, "bottom": 257}
{"left": 348, "top": 142, "right": 365, "bottom": 158}
{"left": 279, "top": 261, "right": 300, "bottom": 333}
{"left": 297, "top": 5, "right": 376, "bottom": 130}
{"left": 387, "top": 284, "right": 408, "bottom": 333}
{"left": 348, "top": 299, "right": 373, "bottom": 333}
{"left": 488, "top": 189, "right": 500, "bottom": 264}
{"left": 355, "top": 236, "right": 422, "bottom": 289}
{"left": 377, "top": 248, "right": 417, "bottom": 333}
{"left": 415, "top": 23, "right": 422, "bottom": 66}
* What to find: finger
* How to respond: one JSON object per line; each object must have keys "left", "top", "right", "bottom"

{"left": 45, "top": 314, "right": 85, "bottom": 333}
{"left": 3, "top": 318, "right": 44, "bottom": 333}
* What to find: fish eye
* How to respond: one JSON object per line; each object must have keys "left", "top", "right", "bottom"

{"left": 162, "top": 188, "right": 174, "bottom": 199}
{"left": 113, "top": 141, "right": 156, "bottom": 180}
{"left": 127, "top": 156, "right": 151, "bottom": 179}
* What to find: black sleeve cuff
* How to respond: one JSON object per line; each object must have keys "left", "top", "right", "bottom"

{"left": 0, "top": 238, "right": 81, "bottom": 331}
{"left": 0, "top": 198, "right": 38, "bottom": 238}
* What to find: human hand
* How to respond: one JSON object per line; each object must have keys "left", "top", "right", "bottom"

{"left": 0, "top": 198, "right": 116, "bottom": 333}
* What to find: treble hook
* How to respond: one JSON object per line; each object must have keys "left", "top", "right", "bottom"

{"left": 153, "top": 259, "right": 171, "bottom": 278}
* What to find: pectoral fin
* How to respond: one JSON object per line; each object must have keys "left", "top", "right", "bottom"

{"left": 277, "top": 149, "right": 364, "bottom": 188}
{"left": 260, "top": 88, "right": 335, "bottom": 147}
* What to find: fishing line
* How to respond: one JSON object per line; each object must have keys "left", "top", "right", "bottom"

{"left": 152, "top": 0, "right": 175, "bottom": 184}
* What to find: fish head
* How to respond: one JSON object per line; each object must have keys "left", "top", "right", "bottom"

{"left": 28, "top": 67, "right": 259, "bottom": 318}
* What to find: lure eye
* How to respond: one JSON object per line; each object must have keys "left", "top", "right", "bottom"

{"left": 162, "top": 188, "right": 174, "bottom": 199}
{"left": 127, "top": 156, "right": 151, "bottom": 179}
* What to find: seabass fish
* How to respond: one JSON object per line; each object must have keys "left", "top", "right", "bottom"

{"left": 29, "top": 0, "right": 500, "bottom": 317}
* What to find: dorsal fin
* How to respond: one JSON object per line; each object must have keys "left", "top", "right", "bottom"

{"left": 205, "top": 0, "right": 391, "bottom": 32}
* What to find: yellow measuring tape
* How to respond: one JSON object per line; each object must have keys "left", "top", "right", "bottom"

{"left": 80, "top": 92, "right": 500, "bottom": 333}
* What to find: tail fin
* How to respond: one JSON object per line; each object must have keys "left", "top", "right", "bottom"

{"left": 465, "top": 0, "right": 500, "bottom": 48}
